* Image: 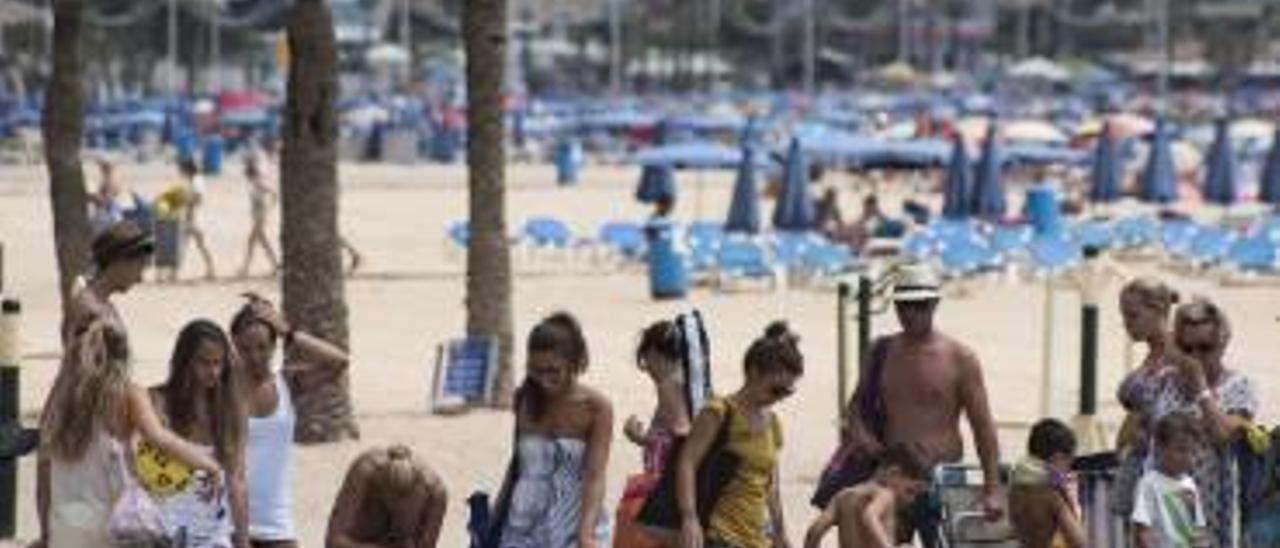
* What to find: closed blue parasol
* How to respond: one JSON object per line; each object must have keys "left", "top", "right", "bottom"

{"left": 725, "top": 146, "right": 762, "bottom": 234}
{"left": 970, "top": 122, "right": 1006, "bottom": 220}
{"left": 1261, "top": 126, "right": 1280, "bottom": 206}
{"left": 635, "top": 164, "right": 676, "bottom": 204}
{"left": 1138, "top": 119, "right": 1178, "bottom": 204}
{"left": 1203, "top": 118, "right": 1239, "bottom": 207}
{"left": 772, "top": 139, "right": 815, "bottom": 231}
{"left": 942, "top": 134, "right": 972, "bottom": 220}
{"left": 1088, "top": 123, "right": 1122, "bottom": 203}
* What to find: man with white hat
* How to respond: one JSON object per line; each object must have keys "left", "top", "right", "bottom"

{"left": 834, "top": 264, "right": 1003, "bottom": 546}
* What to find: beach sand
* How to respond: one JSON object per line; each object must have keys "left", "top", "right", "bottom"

{"left": 2, "top": 162, "right": 1277, "bottom": 547}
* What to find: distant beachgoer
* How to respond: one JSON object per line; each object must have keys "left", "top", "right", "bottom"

{"left": 814, "top": 188, "right": 845, "bottom": 237}
{"left": 804, "top": 442, "right": 931, "bottom": 548}
{"left": 676, "top": 321, "right": 802, "bottom": 548}
{"left": 1132, "top": 412, "right": 1210, "bottom": 548}
{"left": 231, "top": 293, "right": 349, "bottom": 548}
{"left": 1008, "top": 419, "right": 1086, "bottom": 548}
{"left": 495, "top": 312, "right": 613, "bottom": 548}
{"left": 826, "top": 264, "right": 1002, "bottom": 547}
{"left": 87, "top": 160, "right": 126, "bottom": 234}
{"left": 238, "top": 155, "right": 280, "bottom": 278}
{"left": 1112, "top": 278, "right": 1179, "bottom": 518}
{"left": 615, "top": 320, "right": 691, "bottom": 548}
{"left": 325, "top": 445, "right": 448, "bottom": 548}
{"left": 147, "top": 320, "right": 249, "bottom": 547}
{"left": 178, "top": 157, "right": 217, "bottom": 280}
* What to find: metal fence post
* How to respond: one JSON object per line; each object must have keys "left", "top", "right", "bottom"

{"left": 0, "top": 298, "right": 20, "bottom": 538}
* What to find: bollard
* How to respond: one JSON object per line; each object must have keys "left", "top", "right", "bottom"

{"left": 0, "top": 298, "right": 19, "bottom": 539}
{"left": 836, "top": 281, "right": 849, "bottom": 433}
{"left": 1080, "top": 303, "right": 1099, "bottom": 415}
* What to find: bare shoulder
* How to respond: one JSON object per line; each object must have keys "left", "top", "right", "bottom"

{"left": 575, "top": 384, "right": 614, "bottom": 415}
{"left": 940, "top": 334, "right": 980, "bottom": 369}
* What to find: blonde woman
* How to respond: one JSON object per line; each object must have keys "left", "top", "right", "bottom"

{"left": 326, "top": 445, "right": 449, "bottom": 548}
{"left": 39, "top": 320, "right": 223, "bottom": 547}
{"left": 146, "top": 320, "right": 249, "bottom": 547}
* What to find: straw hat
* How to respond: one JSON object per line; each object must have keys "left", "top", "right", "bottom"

{"left": 892, "top": 264, "right": 942, "bottom": 302}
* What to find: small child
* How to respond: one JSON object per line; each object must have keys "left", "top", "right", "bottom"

{"left": 1009, "top": 418, "right": 1087, "bottom": 548}
{"left": 804, "top": 442, "right": 930, "bottom": 548}
{"left": 1132, "top": 412, "right": 1210, "bottom": 548}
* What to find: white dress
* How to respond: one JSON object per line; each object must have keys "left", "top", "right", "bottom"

{"left": 49, "top": 432, "right": 125, "bottom": 547}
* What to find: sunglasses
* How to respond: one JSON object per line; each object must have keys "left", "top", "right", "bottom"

{"left": 894, "top": 300, "right": 938, "bottom": 311}
{"left": 1178, "top": 342, "right": 1218, "bottom": 355}
{"left": 770, "top": 384, "right": 796, "bottom": 398}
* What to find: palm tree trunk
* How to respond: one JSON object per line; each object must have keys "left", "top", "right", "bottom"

{"left": 280, "top": 0, "right": 358, "bottom": 443}
{"left": 43, "top": 0, "right": 91, "bottom": 309}
{"left": 463, "top": 0, "right": 515, "bottom": 407}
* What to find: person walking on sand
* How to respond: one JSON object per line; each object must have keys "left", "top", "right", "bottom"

{"left": 177, "top": 157, "right": 217, "bottom": 280}
{"left": 326, "top": 445, "right": 448, "bottom": 548}
{"left": 237, "top": 155, "right": 280, "bottom": 278}
{"left": 677, "top": 321, "right": 802, "bottom": 548}
{"left": 804, "top": 443, "right": 931, "bottom": 548}
{"left": 231, "top": 293, "right": 349, "bottom": 548}
{"left": 492, "top": 312, "right": 613, "bottom": 548}
{"left": 818, "top": 264, "right": 1002, "bottom": 548}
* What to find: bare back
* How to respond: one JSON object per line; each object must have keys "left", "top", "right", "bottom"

{"left": 880, "top": 333, "right": 968, "bottom": 464}
{"left": 833, "top": 484, "right": 897, "bottom": 548}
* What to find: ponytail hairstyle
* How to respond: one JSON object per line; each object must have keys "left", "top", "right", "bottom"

{"left": 1121, "top": 277, "right": 1180, "bottom": 318}
{"left": 521, "top": 312, "right": 589, "bottom": 420}
{"left": 635, "top": 320, "right": 681, "bottom": 373}
{"left": 376, "top": 444, "right": 425, "bottom": 500}
{"left": 743, "top": 321, "right": 804, "bottom": 378}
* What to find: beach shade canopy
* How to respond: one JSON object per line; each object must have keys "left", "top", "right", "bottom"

{"left": 1260, "top": 127, "right": 1280, "bottom": 206}
{"left": 1203, "top": 118, "right": 1239, "bottom": 207}
{"left": 970, "top": 124, "right": 1006, "bottom": 220}
{"left": 725, "top": 147, "right": 762, "bottom": 234}
{"left": 1004, "top": 143, "right": 1087, "bottom": 167}
{"left": 1089, "top": 123, "right": 1122, "bottom": 203}
{"left": 772, "top": 139, "right": 816, "bottom": 231}
{"left": 1138, "top": 120, "right": 1179, "bottom": 205}
{"left": 635, "top": 164, "right": 676, "bottom": 204}
{"left": 634, "top": 141, "right": 769, "bottom": 170}
{"left": 942, "top": 135, "right": 972, "bottom": 220}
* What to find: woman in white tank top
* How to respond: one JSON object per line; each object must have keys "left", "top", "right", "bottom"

{"left": 231, "top": 294, "right": 350, "bottom": 548}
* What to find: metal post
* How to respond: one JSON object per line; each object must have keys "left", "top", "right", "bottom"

{"left": 608, "top": 0, "right": 622, "bottom": 93}
{"left": 836, "top": 281, "right": 849, "bottom": 432}
{"left": 897, "top": 0, "right": 908, "bottom": 62}
{"left": 802, "top": 0, "right": 816, "bottom": 96}
{"left": 857, "top": 276, "right": 872, "bottom": 379}
{"left": 168, "top": 0, "right": 179, "bottom": 95}
{"left": 1157, "top": 0, "right": 1169, "bottom": 115}
{"left": 1040, "top": 278, "right": 1054, "bottom": 418}
{"left": 210, "top": 0, "right": 221, "bottom": 93}
{"left": 1081, "top": 304, "right": 1099, "bottom": 415}
{"left": 0, "top": 298, "right": 19, "bottom": 538}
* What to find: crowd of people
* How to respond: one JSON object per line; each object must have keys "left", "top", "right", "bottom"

{"left": 23, "top": 219, "right": 1276, "bottom": 548}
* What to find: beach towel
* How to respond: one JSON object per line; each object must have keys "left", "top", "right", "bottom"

{"left": 810, "top": 336, "right": 891, "bottom": 509}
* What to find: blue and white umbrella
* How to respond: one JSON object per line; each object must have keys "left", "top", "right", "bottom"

{"left": 725, "top": 147, "right": 762, "bottom": 234}
{"left": 1138, "top": 120, "right": 1178, "bottom": 205}
{"left": 1202, "top": 118, "right": 1239, "bottom": 207}
{"left": 970, "top": 124, "right": 1006, "bottom": 220}
{"left": 773, "top": 139, "right": 815, "bottom": 231}
{"left": 942, "top": 135, "right": 972, "bottom": 220}
{"left": 1088, "top": 123, "right": 1122, "bottom": 204}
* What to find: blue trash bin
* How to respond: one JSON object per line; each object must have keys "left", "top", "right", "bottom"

{"left": 554, "top": 139, "right": 582, "bottom": 186}
{"left": 1025, "top": 184, "right": 1063, "bottom": 237}
{"left": 202, "top": 135, "right": 224, "bottom": 176}
{"left": 174, "top": 130, "right": 197, "bottom": 162}
{"left": 645, "top": 219, "right": 688, "bottom": 300}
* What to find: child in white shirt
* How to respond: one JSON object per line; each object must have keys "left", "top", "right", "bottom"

{"left": 1132, "top": 412, "right": 1210, "bottom": 548}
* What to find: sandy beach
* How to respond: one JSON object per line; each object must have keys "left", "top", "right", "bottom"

{"left": 3, "top": 161, "right": 1278, "bottom": 547}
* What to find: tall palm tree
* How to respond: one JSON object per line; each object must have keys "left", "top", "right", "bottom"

{"left": 280, "top": 0, "right": 358, "bottom": 442}
{"left": 43, "top": 0, "right": 92, "bottom": 309}
{"left": 463, "top": 0, "right": 515, "bottom": 406}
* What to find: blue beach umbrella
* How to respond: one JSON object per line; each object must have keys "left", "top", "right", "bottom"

{"left": 772, "top": 139, "right": 815, "bottom": 231}
{"left": 725, "top": 146, "right": 762, "bottom": 234}
{"left": 1089, "top": 123, "right": 1122, "bottom": 203}
{"left": 942, "top": 134, "right": 972, "bottom": 220}
{"left": 635, "top": 164, "right": 676, "bottom": 204}
{"left": 970, "top": 123, "right": 1006, "bottom": 220}
{"left": 1260, "top": 126, "right": 1280, "bottom": 206}
{"left": 1138, "top": 120, "right": 1178, "bottom": 204}
{"left": 1203, "top": 118, "right": 1239, "bottom": 207}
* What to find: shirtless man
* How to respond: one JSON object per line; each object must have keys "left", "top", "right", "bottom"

{"left": 841, "top": 265, "right": 1002, "bottom": 546}
{"left": 805, "top": 443, "right": 931, "bottom": 548}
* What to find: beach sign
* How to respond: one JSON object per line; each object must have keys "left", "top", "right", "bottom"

{"left": 431, "top": 337, "right": 499, "bottom": 413}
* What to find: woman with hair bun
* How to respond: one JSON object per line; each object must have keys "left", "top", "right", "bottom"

{"left": 325, "top": 445, "right": 448, "bottom": 548}
{"left": 676, "top": 321, "right": 803, "bottom": 548}
{"left": 493, "top": 312, "right": 614, "bottom": 548}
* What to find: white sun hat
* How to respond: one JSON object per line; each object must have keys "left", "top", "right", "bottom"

{"left": 892, "top": 264, "right": 942, "bottom": 302}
